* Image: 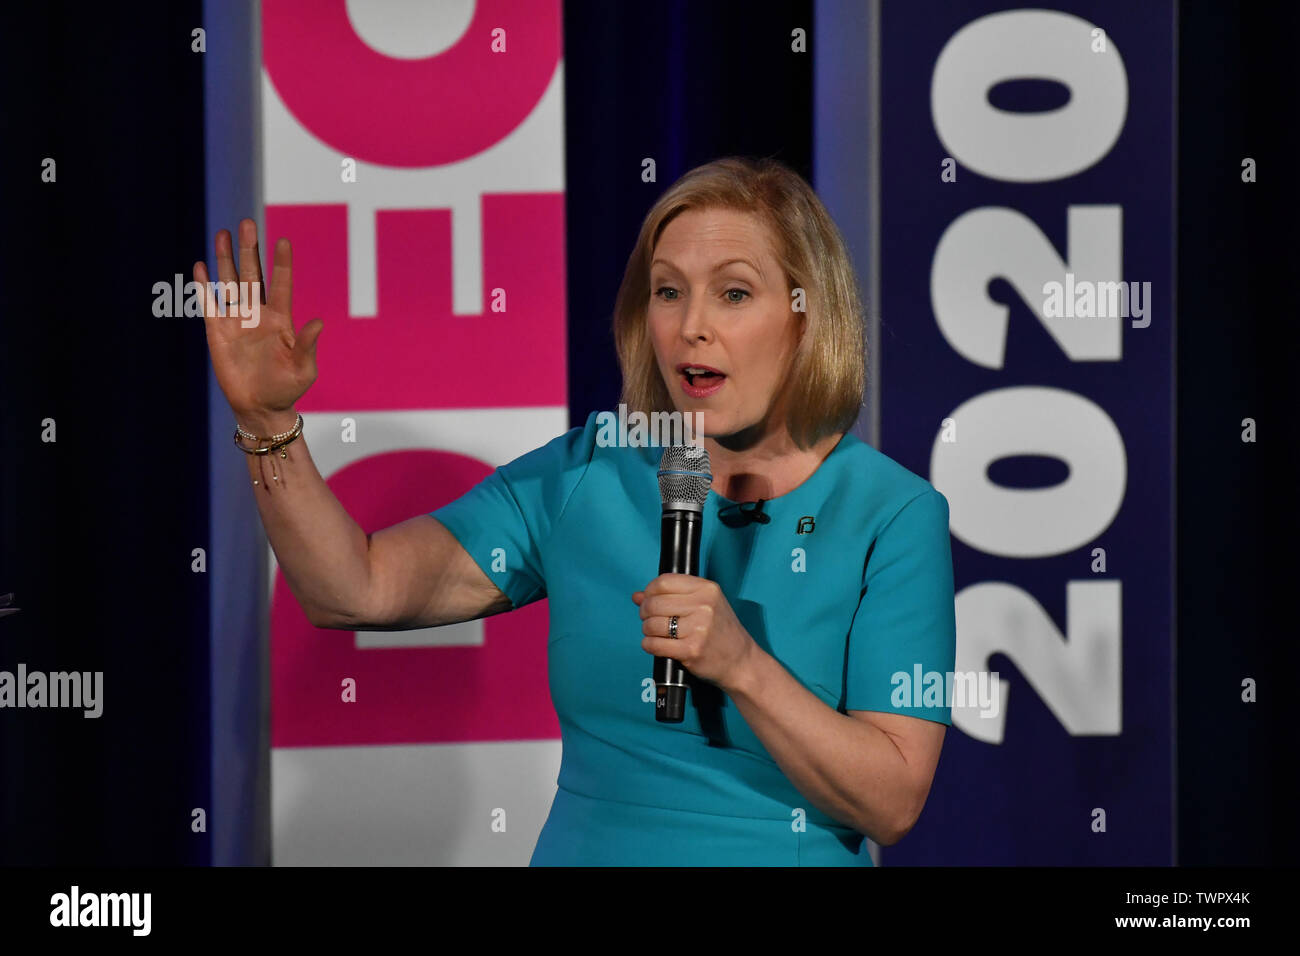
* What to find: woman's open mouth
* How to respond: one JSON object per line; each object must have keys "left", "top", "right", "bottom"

{"left": 678, "top": 364, "right": 727, "bottom": 398}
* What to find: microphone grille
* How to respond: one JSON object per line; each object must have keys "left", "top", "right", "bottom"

{"left": 658, "top": 444, "right": 713, "bottom": 512}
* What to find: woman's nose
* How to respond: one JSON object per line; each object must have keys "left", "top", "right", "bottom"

{"left": 680, "top": 302, "right": 714, "bottom": 342}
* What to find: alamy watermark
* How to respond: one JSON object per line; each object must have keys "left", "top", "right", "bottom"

{"left": 152, "top": 274, "right": 261, "bottom": 327}
{"left": 0, "top": 663, "right": 102, "bottom": 718}
{"left": 1041, "top": 273, "right": 1151, "bottom": 328}
{"left": 50, "top": 885, "right": 150, "bottom": 936}
{"left": 891, "top": 666, "right": 1001, "bottom": 719}
{"left": 595, "top": 403, "right": 705, "bottom": 447}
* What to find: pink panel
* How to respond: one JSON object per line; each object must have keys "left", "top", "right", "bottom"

{"left": 270, "top": 447, "right": 560, "bottom": 746}
{"left": 263, "top": 0, "right": 562, "bottom": 167}
{"left": 263, "top": 194, "right": 566, "bottom": 410}
{"left": 262, "top": 0, "right": 566, "bottom": 750}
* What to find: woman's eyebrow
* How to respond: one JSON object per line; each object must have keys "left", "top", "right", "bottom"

{"left": 651, "top": 257, "right": 765, "bottom": 280}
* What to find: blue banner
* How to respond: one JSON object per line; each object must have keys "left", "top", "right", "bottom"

{"left": 878, "top": 1, "right": 1175, "bottom": 864}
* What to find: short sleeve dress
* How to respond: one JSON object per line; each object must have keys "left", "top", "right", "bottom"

{"left": 430, "top": 410, "right": 956, "bottom": 866}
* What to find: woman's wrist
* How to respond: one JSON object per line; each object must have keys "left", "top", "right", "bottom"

{"left": 236, "top": 407, "right": 300, "bottom": 439}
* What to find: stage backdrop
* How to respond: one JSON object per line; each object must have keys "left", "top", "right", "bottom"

{"left": 260, "top": 0, "right": 567, "bottom": 865}
{"left": 862, "top": 0, "right": 1176, "bottom": 864}
{"left": 231, "top": 0, "right": 1174, "bottom": 866}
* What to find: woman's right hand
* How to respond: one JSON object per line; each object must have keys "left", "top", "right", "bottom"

{"left": 193, "top": 218, "right": 323, "bottom": 431}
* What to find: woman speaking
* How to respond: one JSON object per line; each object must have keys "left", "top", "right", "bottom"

{"left": 194, "top": 156, "right": 957, "bottom": 867}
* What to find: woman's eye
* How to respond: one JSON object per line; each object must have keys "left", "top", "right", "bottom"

{"left": 653, "top": 286, "right": 748, "bottom": 303}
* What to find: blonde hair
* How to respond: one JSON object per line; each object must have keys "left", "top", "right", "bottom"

{"left": 612, "top": 156, "right": 866, "bottom": 450}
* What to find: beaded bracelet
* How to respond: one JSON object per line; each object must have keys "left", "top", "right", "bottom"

{"left": 233, "top": 414, "right": 303, "bottom": 455}
{"left": 236, "top": 414, "right": 301, "bottom": 443}
{"left": 234, "top": 413, "right": 304, "bottom": 486}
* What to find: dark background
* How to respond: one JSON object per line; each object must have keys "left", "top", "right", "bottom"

{"left": 1173, "top": 2, "right": 1298, "bottom": 864}
{"left": 0, "top": 0, "right": 1294, "bottom": 865}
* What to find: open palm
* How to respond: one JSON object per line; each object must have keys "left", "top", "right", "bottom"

{"left": 193, "top": 219, "right": 323, "bottom": 419}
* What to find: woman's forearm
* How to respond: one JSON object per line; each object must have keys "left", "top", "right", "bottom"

{"left": 237, "top": 408, "right": 374, "bottom": 628}
{"left": 723, "top": 646, "right": 920, "bottom": 846}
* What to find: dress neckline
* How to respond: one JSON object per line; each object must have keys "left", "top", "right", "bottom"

{"left": 710, "top": 430, "right": 856, "bottom": 507}
{"left": 633, "top": 420, "right": 860, "bottom": 508}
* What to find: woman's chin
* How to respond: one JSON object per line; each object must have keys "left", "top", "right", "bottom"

{"left": 685, "top": 409, "right": 728, "bottom": 437}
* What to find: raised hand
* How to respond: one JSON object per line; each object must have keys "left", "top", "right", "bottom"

{"left": 193, "top": 219, "right": 323, "bottom": 431}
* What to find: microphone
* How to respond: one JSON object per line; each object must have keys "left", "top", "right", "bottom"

{"left": 654, "top": 443, "right": 713, "bottom": 723}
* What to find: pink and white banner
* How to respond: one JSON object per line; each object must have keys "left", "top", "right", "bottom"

{"left": 261, "top": 0, "right": 567, "bottom": 865}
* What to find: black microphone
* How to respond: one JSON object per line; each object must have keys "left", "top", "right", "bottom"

{"left": 654, "top": 443, "right": 712, "bottom": 723}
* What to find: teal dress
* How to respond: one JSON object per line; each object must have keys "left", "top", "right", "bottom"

{"left": 430, "top": 410, "right": 956, "bottom": 866}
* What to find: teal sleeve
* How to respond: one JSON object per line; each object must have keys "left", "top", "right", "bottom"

{"left": 428, "top": 414, "right": 597, "bottom": 611}
{"left": 844, "top": 488, "right": 957, "bottom": 724}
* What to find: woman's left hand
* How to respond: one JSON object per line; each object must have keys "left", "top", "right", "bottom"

{"left": 633, "top": 573, "right": 757, "bottom": 693}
